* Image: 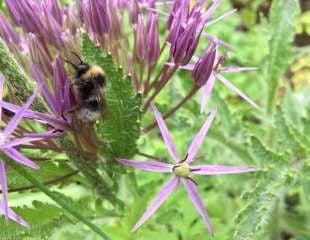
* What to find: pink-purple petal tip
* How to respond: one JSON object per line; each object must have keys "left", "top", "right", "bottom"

{"left": 117, "top": 158, "right": 173, "bottom": 173}
{"left": 131, "top": 176, "right": 180, "bottom": 232}
{"left": 150, "top": 103, "right": 179, "bottom": 163}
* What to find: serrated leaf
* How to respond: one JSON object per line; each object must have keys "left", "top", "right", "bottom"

{"left": 250, "top": 136, "right": 288, "bottom": 166}
{"left": 265, "top": 0, "right": 300, "bottom": 113}
{"left": 234, "top": 168, "right": 294, "bottom": 238}
{"left": 81, "top": 34, "right": 141, "bottom": 159}
{"left": 0, "top": 201, "right": 67, "bottom": 240}
{"left": 274, "top": 106, "right": 307, "bottom": 156}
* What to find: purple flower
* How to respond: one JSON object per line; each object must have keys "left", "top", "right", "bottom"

{"left": 117, "top": 103, "right": 256, "bottom": 235}
{"left": 0, "top": 200, "right": 29, "bottom": 228}
{"left": 133, "top": 13, "right": 160, "bottom": 66}
{"left": 0, "top": 11, "right": 20, "bottom": 47}
{"left": 0, "top": 75, "right": 41, "bottom": 227}
{"left": 167, "top": 45, "right": 258, "bottom": 112}
{"left": 79, "top": 0, "right": 110, "bottom": 36}
{"left": 28, "top": 33, "right": 53, "bottom": 77}
{"left": 30, "top": 60, "right": 72, "bottom": 122}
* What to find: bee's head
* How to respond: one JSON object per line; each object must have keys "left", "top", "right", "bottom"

{"left": 75, "top": 62, "right": 90, "bottom": 77}
{"left": 65, "top": 52, "right": 90, "bottom": 77}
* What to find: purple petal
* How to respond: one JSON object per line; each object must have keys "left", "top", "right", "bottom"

{"left": 2, "top": 84, "right": 41, "bottom": 138}
{"left": 0, "top": 160, "right": 8, "bottom": 223}
{"left": 0, "top": 100, "right": 68, "bottom": 130}
{"left": 220, "top": 66, "right": 257, "bottom": 73}
{"left": 185, "top": 108, "right": 217, "bottom": 163}
{"left": 183, "top": 178, "right": 213, "bottom": 235}
{"left": 216, "top": 74, "right": 259, "bottom": 109}
{"left": 0, "top": 201, "right": 29, "bottom": 228}
{"left": 200, "top": 73, "right": 215, "bottom": 113}
{"left": 0, "top": 74, "right": 3, "bottom": 120}
{"left": 0, "top": 136, "right": 43, "bottom": 148}
{"left": 25, "top": 130, "right": 65, "bottom": 139}
{"left": 150, "top": 103, "right": 179, "bottom": 163}
{"left": 117, "top": 158, "right": 173, "bottom": 173}
{"left": 190, "top": 165, "right": 256, "bottom": 175}
{"left": 206, "top": 9, "right": 237, "bottom": 27}
{"left": 31, "top": 64, "right": 58, "bottom": 114}
{"left": 132, "top": 176, "right": 180, "bottom": 232}
{"left": 3, "top": 148, "right": 39, "bottom": 169}
{"left": 164, "top": 62, "right": 194, "bottom": 71}
{"left": 200, "top": 0, "right": 221, "bottom": 26}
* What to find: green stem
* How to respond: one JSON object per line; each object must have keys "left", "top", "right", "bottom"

{"left": 2, "top": 155, "right": 111, "bottom": 240}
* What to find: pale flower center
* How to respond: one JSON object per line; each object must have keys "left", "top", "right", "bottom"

{"left": 173, "top": 163, "right": 190, "bottom": 177}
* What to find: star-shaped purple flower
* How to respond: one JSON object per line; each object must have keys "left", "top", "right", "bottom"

{"left": 117, "top": 103, "right": 256, "bottom": 235}
{"left": 0, "top": 74, "right": 42, "bottom": 226}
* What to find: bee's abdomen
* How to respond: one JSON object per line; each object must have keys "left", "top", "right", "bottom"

{"left": 83, "top": 96, "right": 99, "bottom": 111}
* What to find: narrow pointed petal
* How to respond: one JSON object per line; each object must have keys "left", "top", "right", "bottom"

{"left": 150, "top": 103, "right": 179, "bottom": 163}
{"left": 132, "top": 176, "right": 180, "bottom": 232}
{"left": 164, "top": 62, "right": 194, "bottom": 71}
{"left": 117, "top": 158, "right": 173, "bottom": 173}
{"left": 216, "top": 74, "right": 259, "bottom": 109}
{"left": 25, "top": 130, "right": 65, "bottom": 139}
{"left": 0, "top": 160, "right": 8, "bottom": 223}
{"left": 183, "top": 178, "right": 213, "bottom": 235}
{"left": 2, "top": 85, "right": 41, "bottom": 138}
{"left": 200, "top": 74, "right": 215, "bottom": 113}
{"left": 0, "top": 75, "right": 3, "bottom": 120}
{"left": 185, "top": 108, "right": 217, "bottom": 163}
{"left": 0, "top": 100, "right": 68, "bottom": 130}
{"left": 190, "top": 165, "right": 256, "bottom": 175}
{"left": 220, "top": 66, "right": 257, "bottom": 73}
{"left": 0, "top": 202, "right": 29, "bottom": 228}
{"left": 3, "top": 148, "right": 39, "bottom": 169}
{"left": 206, "top": 9, "right": 237, "bottom": 27}
{"left": 31, "top": 64, "right": 57, "bottom": 114}
{"left": 0, "top": 136, "right": 43, "bottom": 148}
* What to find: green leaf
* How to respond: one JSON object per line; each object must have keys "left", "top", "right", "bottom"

{"left": 0, "top": 201, "right": 68, "bottom": 240}
{"left": 81, "top": 34, "right": 141, "bottom": 159}
{"left": 250, "top": 136, "right": 288, "bottom": 166}
{"left": 274, "top": 106, "right": 307, "bottom": 156}
{"left": 234, "top": 168, "right": 296, "bottom": 238}
{"left": 265, "top": 0, "right": 299, "bottom": 113}
{"left": 3, "top": 156, "right": 111, "bottom": 240}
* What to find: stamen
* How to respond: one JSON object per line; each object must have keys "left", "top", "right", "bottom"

{"left": 179, "top": 153, "right": 189, "bottom": 163}
{"left": 186, "top": 177, "right": 198, "bottom": 186}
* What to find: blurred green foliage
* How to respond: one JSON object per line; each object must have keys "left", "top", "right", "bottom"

{"left": 1, "top": 0, "right": 309, "bottom": 240}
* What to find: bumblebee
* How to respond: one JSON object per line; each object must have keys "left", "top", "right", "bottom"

{"left": 65, "top": 52, "right": 106, "bottom": 123}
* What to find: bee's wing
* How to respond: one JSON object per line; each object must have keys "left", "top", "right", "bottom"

{"left": 92, "top": 77, "right": 107, "bottom": 118}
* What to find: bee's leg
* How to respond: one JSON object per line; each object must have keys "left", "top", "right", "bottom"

{"left": 61, "top": 102, "right": 85, "bottom": 120}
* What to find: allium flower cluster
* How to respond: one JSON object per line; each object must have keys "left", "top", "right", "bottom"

{"left": 0, "top": 0, "right": 258, "bottom": 236}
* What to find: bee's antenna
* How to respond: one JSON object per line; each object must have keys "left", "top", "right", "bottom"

{"left": 64, "top": 59, "right": 78, "bottom": 69}
{"left": 70, "top": 51, "right": 83, "bottom": 64}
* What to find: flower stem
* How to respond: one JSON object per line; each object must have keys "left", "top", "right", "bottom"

{"left": 2, "top": 154, "right": 111, "bottom": 240}
{"left": 2, "top": 170, "right": 79, "bottom": 193}
{"left": 142, "top": 65, "right": 178, "bottom": 112}
{"left": 144, "top": 85, "right": 200, "bottom": 132}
